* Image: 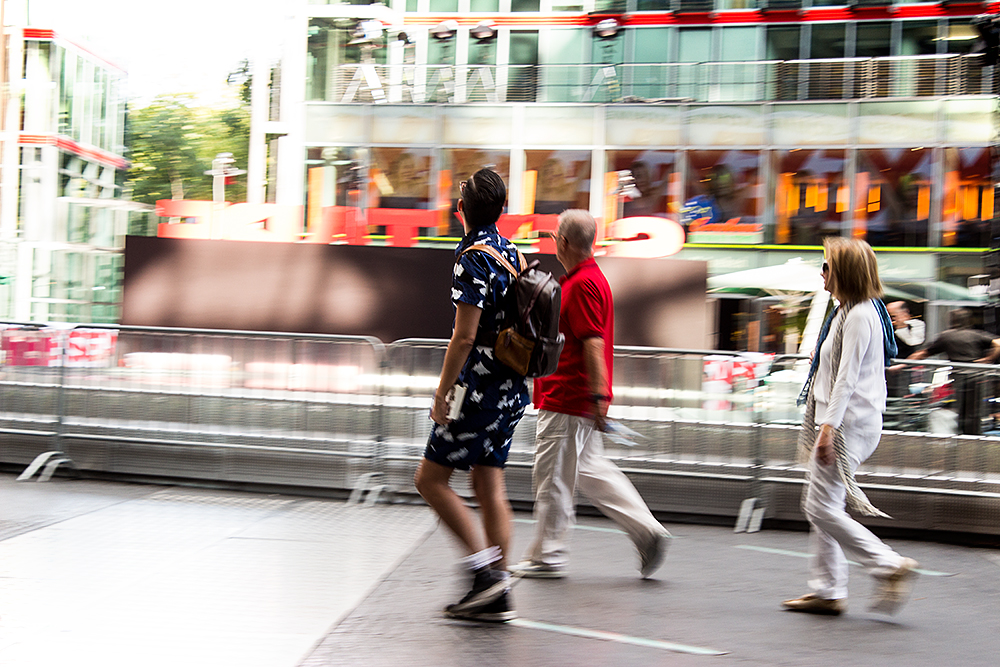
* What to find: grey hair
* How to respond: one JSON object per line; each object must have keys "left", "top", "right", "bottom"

{"left": 557, "top": 209, "right": 596, "bottom": 252}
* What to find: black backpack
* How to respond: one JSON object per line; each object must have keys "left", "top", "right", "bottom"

{"left": 460, "top": 244, "right": 565, "bottom": 377}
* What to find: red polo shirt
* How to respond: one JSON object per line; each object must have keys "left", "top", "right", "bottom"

{"left": 534, "top": 257, "right": 614, "bottom": 417}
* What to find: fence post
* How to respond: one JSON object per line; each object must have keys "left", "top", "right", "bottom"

{"left": 16, "top": 327, "right": 75, "bottom": 481}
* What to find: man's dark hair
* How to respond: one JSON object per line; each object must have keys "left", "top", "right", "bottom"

{"left": 461, "top": 168, "right": 506, "bottom": 229}
{"left": 950, "top": 308, "right": 972, "bottom": 330}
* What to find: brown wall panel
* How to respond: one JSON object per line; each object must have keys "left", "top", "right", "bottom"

{"left": 122, "top": 237, "right": 707, "bottom": 348}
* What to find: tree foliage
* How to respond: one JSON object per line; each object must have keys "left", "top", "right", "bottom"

{"left": 126, "top": 93, "right": 250, "bottom": 205}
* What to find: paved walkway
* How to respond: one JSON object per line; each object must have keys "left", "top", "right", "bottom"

{"left": 1, "top": 474, "right": 998, "bottom": 667}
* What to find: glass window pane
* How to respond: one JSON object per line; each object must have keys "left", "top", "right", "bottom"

{"left": 60, "top": 49, "right": 75, "bottom": 135}
{"left": 371, "top": 148, "right": 433, "bottom": 210}
{"left": 678, "top": 28, "right": 711, "bottom": 62}
{"left": 429, "top": 0, "right": 459, "bottom": 11}
{"left": 608, "top": 150, "right": 679, "bottom": 221}
{"left": 942, "top": 20, "right": 978, "bottom": 55}
{"left": 682, "top": 150, "right": 763, "bottom": 243}
{"left": 547, "top": 28, "right": 586, "bottom": 64}
{"left": 634, "top": 28, "right": 671, "bottom": 64}
{"left": 677, "top": 29, "right": 712, "bottom": 99}
{"left": 307, "top": 18, "right": 333, "bottom": 101}
{"left": 900, "top": 20, "right": 939, "bottom": 56}
{"left": 637, "top": 0, "right": 670, "bottom": 9}
{"left": 943, "top": 147, "right": 992, "bottom": 248}
{"left": 774, "top": 149, "right": 847, "bottom": 245}
{"left": 856, "top": 148, "right": 932, "bottom": 247}
{"left": 470, "top": 0, "right": 499, "bottom": 10}
{"left": 511, "top": 0, "right": 541, "bottom": 10}
{"left": 305, "top": 145, "right": 365, "bottom": 212}
{"left": 767, "top": 26, "right": 800, "bottom": 61}
{"left": 540, "top": 29, "right": 586, "bottom": 102}
{"left": 720, "top": 27, "right": 757, "bottom": 61}
{"left": 525, "top": 150, "right": 591, "bottom": 215}
{"left": 469, "top": 34, "right": 497, "bottom": 66}
{"left": 592, "top": 32, "right": 624, "bottom": 65}
{"left": 443, "top": 149, "right": 511, "bottom": 235}
{"left": 429, "top": 32, "right": 458, "bottom": 65}
{"left": 810, "top": 24, "right": 845, "bottom": 59}
{"left": 509, "top": 31, "right": 539, "bottom": 102}
{"left": 855, "top": 22, "right": 891, "bottom": 58}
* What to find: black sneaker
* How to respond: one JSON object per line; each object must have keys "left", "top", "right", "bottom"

{"left": 444, "top": 567, "right": 510, "bottom": 615}
{"left": 445, "top": 590, "right": 517, "bottom": 623}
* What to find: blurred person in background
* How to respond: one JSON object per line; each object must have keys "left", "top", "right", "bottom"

{"left": 886, "top": 301, "right": 925, "bottom": 397}
{"left": 510, "top": 209, "right": 670, "bottom": 581}
{"left": 887, "top": 301, "right": 925, "bottom": 359}
{"left": 785, "top": 237, "right": 918, "bottom": 617}
{"left": 413, "top": 169, "right": 530, "bottom": 623}
{"left": 908, "top": 308, "right": 1000, "bottom": 435}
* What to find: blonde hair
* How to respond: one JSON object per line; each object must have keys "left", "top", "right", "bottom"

{"left": 823, "top": 237, "right": 883, "bottom": 303}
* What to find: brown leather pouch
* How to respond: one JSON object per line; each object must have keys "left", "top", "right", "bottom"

{"left": 494, "top": 327, "right": 534, "bottom": 376}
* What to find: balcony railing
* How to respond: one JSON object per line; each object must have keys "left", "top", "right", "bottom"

{"left": 321, "top": 54, "right": 994, "bottom": 105}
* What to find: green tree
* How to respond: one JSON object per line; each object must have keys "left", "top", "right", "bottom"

{"left": 126, "top": 93, "right": 250, "bottom": 205}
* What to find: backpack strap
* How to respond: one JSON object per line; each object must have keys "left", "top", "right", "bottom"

{"left": 459, "top": 243, "right": 525, "bottom": 349}
{"left": 459, "top": 243, "right": 523, "bottom": 277}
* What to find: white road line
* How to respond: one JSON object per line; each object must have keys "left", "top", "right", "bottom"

{"left": 509, "top": 618, "right": 728, "bottom": 656}
{"left": 735, "top": 544, "right": 956, "bottom": 576}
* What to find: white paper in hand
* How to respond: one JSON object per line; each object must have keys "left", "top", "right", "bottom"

{"left": 446, "top": 384, "right": 467, "bottom": 420}
{"left": 602, "top": 419, "right": 645, "bottom": 447}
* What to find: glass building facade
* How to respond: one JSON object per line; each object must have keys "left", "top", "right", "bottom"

{"left": 0, "top": 29, "right": 154, "bottom": 323}
{"left": 257, "top": 1, "right": 997, "bottom": 347}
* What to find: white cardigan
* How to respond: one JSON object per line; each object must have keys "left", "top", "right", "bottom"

{"left": 813, "top": 300, "right": 887, "bottom": 430}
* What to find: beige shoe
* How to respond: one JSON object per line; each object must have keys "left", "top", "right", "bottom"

{"left": 782, "top": 593, "right": 846, "bottom": 616}
{"left": 870, "top": 557, "right": 919, "bottom": 615}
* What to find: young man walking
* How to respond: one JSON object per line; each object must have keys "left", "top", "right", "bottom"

{"left": 413, "top": 169, "right": 529, "bottom": 622}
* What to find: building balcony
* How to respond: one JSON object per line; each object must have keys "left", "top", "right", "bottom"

{"left": 312, "top": 53, "right": 995, "bottom": 105}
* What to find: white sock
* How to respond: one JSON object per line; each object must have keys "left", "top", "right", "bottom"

{"left": 463, "top": 545, "right": 502, "bottom": 572}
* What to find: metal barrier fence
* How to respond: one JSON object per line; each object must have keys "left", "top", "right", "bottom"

{"left": 328, "top": 54, "right": 992, "bottom": 105}
{"left": 1, "top": 324, "right": 998, "bottom": 535}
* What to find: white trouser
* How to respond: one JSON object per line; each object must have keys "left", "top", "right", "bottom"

{"left": 524, "top": 409, "right": 665, "bottom": 567}
{"left": 803, "top": 419, "right": 904, "bottom": 600}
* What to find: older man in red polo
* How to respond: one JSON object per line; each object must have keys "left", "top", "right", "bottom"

{"left": 512, "top": 209, "right": 670, "bottom": 580}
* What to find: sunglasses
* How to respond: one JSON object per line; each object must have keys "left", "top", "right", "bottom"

{"left": 821, "top": 261, "right": 829, "bottom": 274}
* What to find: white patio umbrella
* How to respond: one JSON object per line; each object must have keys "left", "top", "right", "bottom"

{"left": 707, "top": 258, "right": 823, "bottom": 297}
{"left": 708, "top": 258, "right": 923, "bottom": 353}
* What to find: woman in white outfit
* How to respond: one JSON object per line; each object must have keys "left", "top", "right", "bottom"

{"left": 783, "top": 237, "right": 919, "bottom": 616}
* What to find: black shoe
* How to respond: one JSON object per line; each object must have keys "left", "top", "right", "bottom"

{"left": 444, "top": 567, "right": 510, "bottom": 615}
{"left": 445, "top": 590, "right": 517, "bottom": 623}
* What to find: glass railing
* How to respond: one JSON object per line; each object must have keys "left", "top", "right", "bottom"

{"left": 319, "top": 54, "right": 993, "bottom": 105}
{"left": 3, "top": 325, "right": 999, "bottom": 531}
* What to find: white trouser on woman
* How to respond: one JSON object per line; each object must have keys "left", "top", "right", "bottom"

{"left": 525, "top": 409, "right": 664, "bottom": 566}
{"left": 803, "top": 414, "right": 905, "bottom": 600}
